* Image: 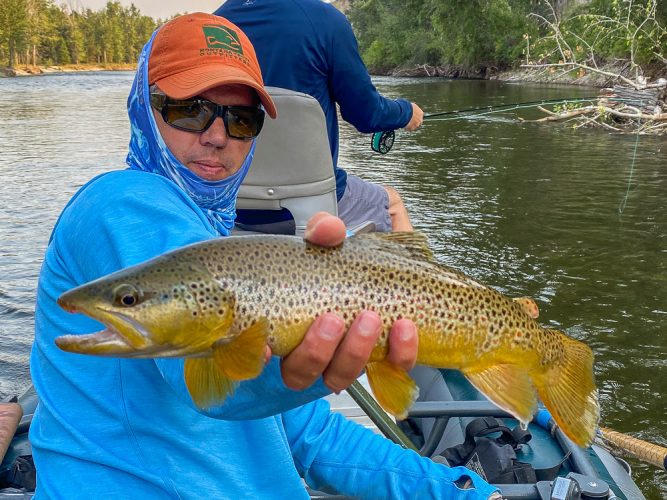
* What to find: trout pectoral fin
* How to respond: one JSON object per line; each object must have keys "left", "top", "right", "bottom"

{"left": 213, "top": 318, "right": 269, "bottom": 380}
{"left": 513, "top": 297, "right": 540, "bottom": 318}
{"left": 534, "top": 333, "right": 599, "bottom": 447}
{"left": 365, "top": 361, "right": 419, "bottom": 420}
{"left": 184, "top": 357, "right": 237, "bottom": 409}
{"left": 464, "top": 364, "right": 538, "bottom": 425}
{"left": 176, "top": 301, "right": 236, "bottom": 354}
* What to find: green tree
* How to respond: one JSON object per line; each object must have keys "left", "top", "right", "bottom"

{"left": 0, "top": 0, "right": 30, "bottom": 67}
{"left": 349, "top": 0, "right": 537, "bottom": 71}
{"left": 66, "top": 12, "right": 85, "bottom": 64}
{"left": 0, "top": 0, "right": 159, "bottom": 67}
{"left": 530, "top": 0, "right": 667, "bottom": 75}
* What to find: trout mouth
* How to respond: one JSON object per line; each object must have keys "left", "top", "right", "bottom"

{"left": 55, "top": 326, "right": 136, "bottom": 356}
{"left": 55, "top": 308, "right": 201, "bottom": 358}
{"left": 55, "top": 299, "right": 154, "bottom": 356}
{"left": 56, "top": 294, "right": 211, "bottom": 358}
{"left": 57, "top": 286, "right": 166, "bottom": 355}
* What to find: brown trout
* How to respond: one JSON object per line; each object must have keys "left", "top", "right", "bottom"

{"left": 55, "top": 232, "right": 599, "bottom": 446}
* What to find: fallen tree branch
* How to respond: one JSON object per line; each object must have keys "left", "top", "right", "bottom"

{"left": 604, "top": 107, "right": 657, "bottom": 120}
{"left": 574, "top": 112, "right": 602, "bottom": 129}
{"left": 597, "top": 120, "right": 624, "bottom": 132}
{"left": 537, "top": 105, "right": 558, "bottom": 116}
{"left": 640, "top": 122, "right": 667, "bottom": 133}
{"left": 524, "top": 102, "right": 666, "bottom": 133}
{"left": 521, "top": 62, "right": 639, "bottom": 88}
{"left": 527, "top": 107, "right": 593, "bottom": 122}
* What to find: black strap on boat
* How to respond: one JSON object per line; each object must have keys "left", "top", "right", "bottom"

{"left": 4, "top": 455, "right": 36, "bottom": 491}
{"left": 439, "top": 417, "right": 566, "bottom": 484}
{"left": 440, "top": 416, "right": 530, "bottom": 463}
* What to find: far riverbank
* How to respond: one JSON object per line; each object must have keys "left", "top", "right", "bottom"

{"left": 0, "top": 63, "right": 135, "bottom": 77}
{"left": 3, "top": 61, "right": 666, "bottom": 96}
{"left": 374, "top": 61, "right": 667, "bottom": 89}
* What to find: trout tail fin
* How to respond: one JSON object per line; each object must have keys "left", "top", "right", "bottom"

{"left": 534, "top": 330, "right": 599, "bottom": 447}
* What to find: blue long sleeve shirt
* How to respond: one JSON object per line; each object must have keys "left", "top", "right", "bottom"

{"left": 29, "top": 170, "right": 497, "bottom": 499}
{"left": 215, "top": 0, "right": 414, "bottom": 199}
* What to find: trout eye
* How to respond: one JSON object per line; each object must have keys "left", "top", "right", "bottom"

{"left": 113, "top": 284, "right": 143, "bottom": 308}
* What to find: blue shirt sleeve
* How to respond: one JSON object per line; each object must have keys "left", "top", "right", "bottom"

{"left": 283, "top": 399, "right": 498, "bottom": 499}
{"left": 323, "top": 7, "right": 413, "bottom": 133}
{"left": 48, "top": 170, "right": 333, "bottom": 420}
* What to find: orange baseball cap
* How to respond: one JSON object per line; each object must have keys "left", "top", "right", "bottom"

{"left": 148, "top": 13, "right": 277, "bottom": 119}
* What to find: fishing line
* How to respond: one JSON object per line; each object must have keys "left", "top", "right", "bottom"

{"left": 424, "top": 96, "right": 603, "bottom": 120}
{"left": 371, "top": 96, "right": 639, "bottom": 154}
{"left": 618, "top": 130, "right": 641, "bottom": 215}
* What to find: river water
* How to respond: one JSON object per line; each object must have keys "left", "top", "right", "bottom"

{"left": 0, "top": 72, "right": 665, "bottom": 497}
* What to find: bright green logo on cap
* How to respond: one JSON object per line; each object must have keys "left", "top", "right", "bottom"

{"left": 202, "top": 25, "right": 243, "bottom": 55}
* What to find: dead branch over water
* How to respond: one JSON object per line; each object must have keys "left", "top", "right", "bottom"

{"left": 518, "top": 83, "right": 667, "bottom": 134}
{"left": 521, "top": 0, "right": 667, "bottom": 134}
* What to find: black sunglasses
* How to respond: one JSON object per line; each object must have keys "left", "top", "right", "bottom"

{"left": 149, "top": 89, "right": 265, "bottom": 140}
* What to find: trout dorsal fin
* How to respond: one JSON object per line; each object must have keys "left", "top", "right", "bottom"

{"left": 355, "top": 231, "right": 435, "bottom": 263}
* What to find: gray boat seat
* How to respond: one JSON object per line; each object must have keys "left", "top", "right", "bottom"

{"left": 235, "top": 87, "right": 337, "bottom": 236}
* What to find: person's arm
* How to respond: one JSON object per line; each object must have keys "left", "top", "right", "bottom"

{"left": 284, "top": 398, "right": 499, "bottom": 499}
{"left": 324, "top": 8, "right": 415, "bottom": 133}
{"left": 51, "top": 173, "right": 328, "bottom": 419}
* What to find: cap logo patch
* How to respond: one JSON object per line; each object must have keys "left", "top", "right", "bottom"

{"left": 202, "top": 25, "right": 243, "bottom": 55}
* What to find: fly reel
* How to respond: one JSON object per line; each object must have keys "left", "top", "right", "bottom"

{"left": 371, "top": 130, "right": 395, "bottom": 154}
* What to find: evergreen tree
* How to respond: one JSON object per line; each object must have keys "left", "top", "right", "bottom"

{"left": 0, "top": 0, "right": 30, "bottom": 67}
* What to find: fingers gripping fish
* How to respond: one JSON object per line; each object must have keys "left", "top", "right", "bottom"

{"left": 55, "top": 232, "right": 599, "bottom": 447}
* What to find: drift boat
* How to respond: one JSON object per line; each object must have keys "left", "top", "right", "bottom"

{"left": 0, "top": 88, "right": 648, "bottom": 499}
{"left": 0, "top": 374, "right": 646, "bottom": 499}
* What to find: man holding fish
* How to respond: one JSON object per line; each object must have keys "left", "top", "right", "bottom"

{"left": 29, "top": 13, "right": 498, "bottom": 499}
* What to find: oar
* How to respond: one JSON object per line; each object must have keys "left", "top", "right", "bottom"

{"left": 597, "top": 427, "right": 667, "bottom": 472}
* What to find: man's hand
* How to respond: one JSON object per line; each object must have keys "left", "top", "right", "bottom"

{"left": 279, "top": 212, "right": 419, "bottom": 393}
{"left": 403, "top": 102, "right": 424, "bottom": 131}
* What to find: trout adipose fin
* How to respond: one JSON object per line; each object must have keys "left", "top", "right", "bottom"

{"left": 512, "top": 296, "right": 540, "bottom": 319}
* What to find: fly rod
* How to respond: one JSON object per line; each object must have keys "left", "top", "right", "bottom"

{"left": 346, "top": 380, "right": 418, "bottom": 451}
{"left": 370, "top": 96, "right": 640, "bottom": 154}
